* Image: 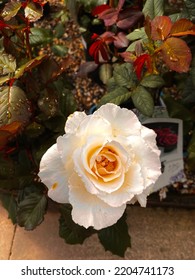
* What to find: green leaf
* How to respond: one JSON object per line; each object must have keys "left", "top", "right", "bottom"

{"left": 0, "top": 86, "right": 31, "bottom": 126}
{"left": 140, "top": 74, "right": 165, "bottom": 88}
{"left": 17, "top": 192, "right": 47, "bottom": 230}
{"left": 1, "top": 1, "right": 22, "bottom": 21}
{"left": 126, "top": 40, "right": 143, "bottom": 52}
{"left": 126, "top": 27, "right": 146, "bottom": 41}
{"left": 51, "top": 45, "right": 68, "bottom": 57}
{"left": 98, "top": 212, "right": 131, "bottom": 257}
{"left": 58, "top": 88, "right": 77, "bottom": 118}
{"left": 113, "top": 63, "right": 136, "bottom": 88}
{"left": 54, "top": 23, "right": 65, "bottom": 38}
{"left": 182, "top": 0, "right": 195, "bottom": 22}
{"left": 59, "top": 204, "right": 94, "bottom": 244}
{"left": 106, "top": 77, "right": 118, "bottom": 92}
{"left": 0, "top": 193, "right": 17, "bottom": 224}
{"left": 29, "top": 27, "right": 53, "bottom": 46}
{"left": 24, "top": 1, "right": 43, "bottom": 22}
{"left": 162, "top": 94, "right": 194, "bottom": 135}
{"left": 98, "top": 87, "right": 131, "bottom": 107}
{"left": 0, "top": 52, "right": 16, "bottom": 75}
{"left": 142, "top": 0, "right": 164, "bottom": 19}
{"left": 25, "top": 122, "right": 45, "bottom": 138}
{"left": 190, "top": 54, "right": 195, "bottom": 88}
{"left": 169, "top": 13, "right": 183, "bottom": 22}
{"left": 132, "top": 86, "right": 154, "bottom": 116}
{"left": 0, "top": 179, "right": 20, "bottom": 189}
{"left": 0, "top": 157, "right": 15, "bottom": 179}
{"left": 99, "top": 64, "right": 113, "bottom": 85}
{"left": 187, "top": 129, "right": 195, "bottom": 171}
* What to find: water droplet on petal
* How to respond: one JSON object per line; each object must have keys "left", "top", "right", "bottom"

{"left": 7, "top": 110, "right": 12, "bottom": 119}
{"left": 170, "top": 56, "right": 178, "bottom": 62}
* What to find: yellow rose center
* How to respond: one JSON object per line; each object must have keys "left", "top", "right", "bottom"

{"left": 92, "top": 147, "right": 119, "bottom": 178}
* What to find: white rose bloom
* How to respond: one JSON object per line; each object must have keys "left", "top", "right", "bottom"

{"left": 39, "top": 103, "right": 161, "bottom": 230}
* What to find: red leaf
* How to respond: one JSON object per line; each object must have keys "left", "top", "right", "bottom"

{"left": 89, "top": 40, "right": 109, "bottom": 64}
{"left": 89, "top": 32, "right": 114, "bottom": 64}
{"left": 0, "top": 20, "right": 9, "bottom": 29}
{"left": 92, "top": 4, "right": 110, "bottom": 16}
{"left": 133, "top": 54, "right": 151, "bottom": 79}
{"left": 151, "top": 16, "right": 172, "bottom": 41}
{"left": 161, "top": 37, "right": 192, "bottom": 72}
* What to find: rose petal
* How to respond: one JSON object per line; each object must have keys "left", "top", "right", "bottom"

{"left": 77, "top": 114, "right": 112, "bottom": 138}
{"left": 94, "top": 103, "right": 141, "bottom": 137}
{"left": 65, "top": 111, "right": 86, "bottom": 134}
{"left": 141, "top": 125, "right": 160, "bottom": 153}
{"left": 69, "top": 172, "right": 126, "bottom": 230}
{"left": 57, "top": 133, "right": 80, "bottom": 179}
{"left": 97, "top": 163, "right": 144, "bottom": 207}
{"left": 74, "top": 139, "right": 130, "bottom": 194}
{"left": 127, "top": 136, "right": 161, "bottom": 188}
{"left": 39, "top": 144, "right": 69, "bottom": 203}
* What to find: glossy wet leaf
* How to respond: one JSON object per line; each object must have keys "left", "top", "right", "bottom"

{"left": 0, "top": 52, "right": 16, "bottom": 75}
{"left": 132, "top": 86, "right": 154, "bottom": 116}
{"left": 24, "top": 1, "right": 43, "bottom": 22}
{"left": 1, "top": 1, "right": 22, "bottom": 21}
{"left": 98, "top": 212, "right": 131, "bottom": 257}
{"left": 161, "top": 37, "right": 192, "bottom": 73}
{"left": 0, "top": 86, "right": 31, "bottom": 126}
{"left": 14, "top": 54, "right": 47, "bottom": 79}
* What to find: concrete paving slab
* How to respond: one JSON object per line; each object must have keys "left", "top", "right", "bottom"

{"left": 9, "top": 203, "right": 195, "bottom": 260}
{"left": 0, "top": 203, "right": 16, "bottom": 260}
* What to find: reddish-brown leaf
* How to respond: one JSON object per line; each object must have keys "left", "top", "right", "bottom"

{"left": 151, "top": 16, "right": 172, "bottom": 41}
{"left": 144, "top": 16, "right": 152, "bottom": 39}
{"left": 161, "top": 37, "right": 192, "bottom": 72}
{"left": 170, "top": 18, "right": 194, "bottom": 34}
